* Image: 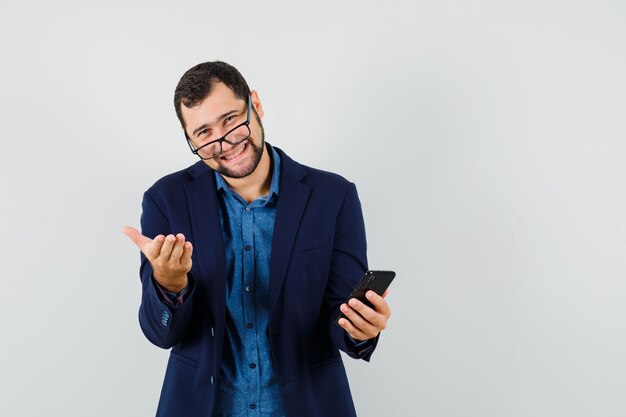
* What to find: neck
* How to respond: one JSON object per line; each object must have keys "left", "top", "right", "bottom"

{"left": 222, "top": 145, "right": 272, "bottom": 203}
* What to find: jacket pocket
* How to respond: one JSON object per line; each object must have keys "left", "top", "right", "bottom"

{"left": 293, "top": 235, "right": 330, "bottom": 253}
{"left": 170, "top": 351, "right": 199, "bottom": 368}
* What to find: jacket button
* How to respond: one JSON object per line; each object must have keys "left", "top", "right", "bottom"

{"left": 211, "top": 327, "right": 215, "bottom": 337}
{"left": 210, "top": 375, "right": 214, "bottom": 385}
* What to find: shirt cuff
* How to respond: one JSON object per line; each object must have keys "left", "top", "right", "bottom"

{"left": 154, "top": 279, "right": 190, "bottom": 307}
{"left": 344, "top": 331, "right": 377, "bottom": 358}
{"left": 346, "top": 332, "right": 370, "bottom": 347}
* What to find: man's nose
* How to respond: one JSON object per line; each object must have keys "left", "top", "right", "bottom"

{"left": 221, "top": 138, "right": 237, "bottom": 151}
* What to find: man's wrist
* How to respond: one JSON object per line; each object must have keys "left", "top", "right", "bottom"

{"left": 154, "top": 274, "right": 188, "bottom": 294}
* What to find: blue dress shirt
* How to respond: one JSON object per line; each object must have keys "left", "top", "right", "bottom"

{"left": 212, "top": 144, "right": 285, "bottom": 417}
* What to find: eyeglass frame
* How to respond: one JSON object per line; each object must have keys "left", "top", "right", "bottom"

{"left": 185, "top": 96, "right": 252, "bottom": 160}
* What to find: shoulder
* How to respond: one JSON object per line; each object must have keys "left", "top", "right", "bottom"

{"left": 275, "top": 146, "right": 356, "bottom": 194}
{"left": 145, "top": 160, "right": 212, "bottom": 196}
{"left": 301, "top": 164, "right": 356, "bottom": 197}
{"left": 144, "top": 161, "right": 213, "bottom": 202}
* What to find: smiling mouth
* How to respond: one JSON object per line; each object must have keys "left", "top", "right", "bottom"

{"left": 221, "top": 141, "right": 248, "bottom": 161}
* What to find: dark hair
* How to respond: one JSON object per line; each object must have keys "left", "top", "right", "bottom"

{"left": 174, "top": 61, "right": 251, "bottom": 136}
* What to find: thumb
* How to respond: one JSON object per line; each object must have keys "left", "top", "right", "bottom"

{"left": 122, "top": 226, "right": 152, "bottom": 250}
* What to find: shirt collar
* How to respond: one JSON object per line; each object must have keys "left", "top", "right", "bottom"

{"left": 214, "top": 143, "right": 281, "bottom": 198}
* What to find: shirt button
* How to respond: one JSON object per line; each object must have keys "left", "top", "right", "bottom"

{"left": 249, "top": 363, "right": 256, "bottom": 369}
{"left": 244, "top": 245, "right": 252, "bottom": 251}
{"left": 246, "top": 323, "right": 253, "bottom": 329}
{"left": 249, "top": 404, "right": 257, "bottom": 410}
{"left": 245, "top": 207, "right": 251, "bottom": 212}
{"left": 245, "top": 286, "right": 252, "bottom": 292}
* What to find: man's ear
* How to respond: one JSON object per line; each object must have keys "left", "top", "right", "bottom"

{"left": 250, "top": 90, "right": 264, "bottom": 119}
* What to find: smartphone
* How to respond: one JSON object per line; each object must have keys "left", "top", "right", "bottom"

{"left": 336, "top": 270, "right": 396, "bottom": 325}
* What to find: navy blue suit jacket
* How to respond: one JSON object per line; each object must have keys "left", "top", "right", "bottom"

{"left": 138, "top": 146, "right": 377, "bottom": 417}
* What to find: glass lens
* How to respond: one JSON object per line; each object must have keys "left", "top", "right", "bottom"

{"left": 196, "top": 140, "right": 222, "bottom": 159}
{"left": 225, "top": 124, "right": 250, "bottom": 145}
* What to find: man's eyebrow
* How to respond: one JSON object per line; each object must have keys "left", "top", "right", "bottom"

{"left": 191, "top": 109, "right": 240, "bottom": 137}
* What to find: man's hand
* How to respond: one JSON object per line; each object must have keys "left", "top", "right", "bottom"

{"left": 122, "top": 226, "right": 193, "bottom": 293}
{"left": 338, "top": 290, "right": 391, "bottom": 342}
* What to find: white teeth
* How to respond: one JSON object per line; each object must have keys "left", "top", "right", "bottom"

{"left": 224, "top": 143, "right": 246, "bottom": 160}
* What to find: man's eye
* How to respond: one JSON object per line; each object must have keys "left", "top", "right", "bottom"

{"left": 225, "top": 116, "right": 234, "bottom": 124}
{"left": 198, "top": 129, "right": 208, "bottom": 137}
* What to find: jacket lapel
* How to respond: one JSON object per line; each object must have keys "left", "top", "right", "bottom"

{"left": 268, "top": 148, "right": 310, "bottom": 318}
{"left": 185, "top": 162, "right": 227, "bottom": 323}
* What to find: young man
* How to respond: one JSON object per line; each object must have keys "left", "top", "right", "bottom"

{"left": 123, "top": 61, "right": 391, "bottom": 417}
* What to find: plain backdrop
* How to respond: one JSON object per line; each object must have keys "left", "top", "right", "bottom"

{"left": 1, "top": 1, "right": 625, "bottom": 416}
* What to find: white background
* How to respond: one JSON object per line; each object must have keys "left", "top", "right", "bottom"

{"left": 1, "top": 1, "right": 625, "bottom": 416}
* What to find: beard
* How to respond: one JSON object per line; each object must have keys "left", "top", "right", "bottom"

{"left": 214, "top": 113, "right": 265, "bottom": 179}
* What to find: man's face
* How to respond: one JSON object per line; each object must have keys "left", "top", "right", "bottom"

{"left": 181, "top": 82, "right": 265, "bottom": 179}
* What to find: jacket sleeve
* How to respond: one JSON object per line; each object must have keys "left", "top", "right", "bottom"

{"left": 137, "top": 190, "right": 196, "bottom": 349}
{"left": 325, "top": 182, "right": 379, "bottom": 361}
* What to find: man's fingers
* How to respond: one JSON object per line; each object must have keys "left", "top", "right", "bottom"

{"left": 123, "top": 226, "right": 165, "bottom": 260}
{"left": 169, "top": 234, "right": 186, "bottom": 261}
{"left": 122, "top": 226, "right": 152, "bottom": 250}
{"left": 338, "top": 317, "right": 368, "bottom": 342}
{"left": 347, "top": 298, "right": 384, "bottom": 328}
{"left": 365, "top": 290, "right": 392, "bottom": 318}
{"left": 124, "top": 227, "right": 192, "bottom": 271}
{"left": 144, "top": 235, "right": 165, "bottom": 259}
{"left": 179, "top": 242, "right": 193, "bottom": 271}
{"left": 340, "top": 303, "right": 378, "bottom": 336}
{"left": 182, "top": 241, "right": 193, "bottom": 263}
{"left": 159, "top": 234, "right": 176, "bottom": 258}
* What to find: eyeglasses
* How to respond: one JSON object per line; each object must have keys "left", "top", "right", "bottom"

{"left": 186, "top": 97, "right": 251, "bottom": 160}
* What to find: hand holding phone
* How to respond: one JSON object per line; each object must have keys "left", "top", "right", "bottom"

{"left": 336, "top": 270, "right": 395, "bottom": 325}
